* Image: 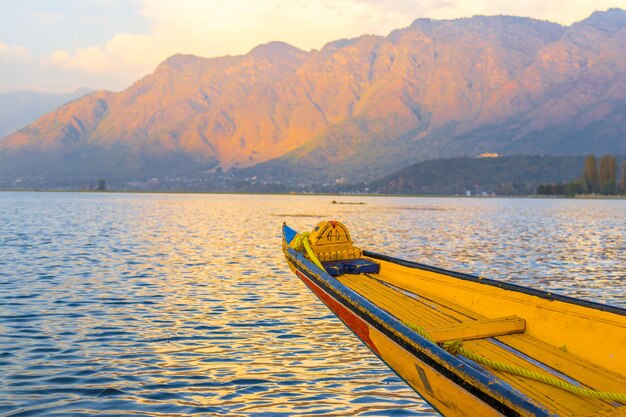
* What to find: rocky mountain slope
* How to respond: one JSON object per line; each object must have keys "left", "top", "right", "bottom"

{"left": 1, "top": 9, "right": 625, "bottom": 185}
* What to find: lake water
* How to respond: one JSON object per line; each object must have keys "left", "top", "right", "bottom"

{"left": 1, "top": 192, "right": 624, "bottom": 416}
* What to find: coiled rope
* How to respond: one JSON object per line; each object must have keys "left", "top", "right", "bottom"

{"left": 403, "top": 321, "right": 626, "bottom": 404}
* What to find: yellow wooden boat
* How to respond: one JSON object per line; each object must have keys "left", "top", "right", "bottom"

{"left": 282, "top": 221, "right": 626, "bottom": 417}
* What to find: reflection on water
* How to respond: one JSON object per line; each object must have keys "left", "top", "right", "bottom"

{"left": 0, "top": 192, "right": 624, "bottom": 416}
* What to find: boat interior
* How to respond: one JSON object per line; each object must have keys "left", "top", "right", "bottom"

{"left": 337, "top": 257, "right": 626, "bottom": 417}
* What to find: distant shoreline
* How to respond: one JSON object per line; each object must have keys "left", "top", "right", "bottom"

{"left": 1, "top": 188, "right": 625, "bottom": 200}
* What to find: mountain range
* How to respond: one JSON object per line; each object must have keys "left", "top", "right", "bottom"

{"left": 1, "top": 9, "right": 625, "bottom": 188}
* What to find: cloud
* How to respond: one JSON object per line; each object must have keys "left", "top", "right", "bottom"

{"left": 50, "top": 32, "right": 154, "bottom": 73}
{"left": 46, "top": 0, "right": 426, "bottom": 79}
{"left": 40, "top": 0, "right": 460, "bottom": 86}
{"left": 0, "top": 41, "right": 31, "bottom": 62}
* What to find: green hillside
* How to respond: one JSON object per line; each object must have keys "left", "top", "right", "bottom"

{"left": 370, "top": 155, "right": 613, "bottom": 195}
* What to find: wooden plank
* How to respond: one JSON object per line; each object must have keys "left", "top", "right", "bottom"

{"left": 338, "top": 274, "right": 460, "bottom": 328}
{"left": 425, "top": 315, "right": 526, "bottom": 343}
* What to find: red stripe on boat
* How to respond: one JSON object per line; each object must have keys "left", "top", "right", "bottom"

{"left": 297, "top": 271, "right": 380, "bottom": 356}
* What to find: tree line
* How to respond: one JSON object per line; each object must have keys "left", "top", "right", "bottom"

{"left": 537, "top": 155, "right": 626, "bottom": 196}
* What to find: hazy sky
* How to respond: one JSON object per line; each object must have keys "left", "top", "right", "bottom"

{"left": 0, "top": 0, "right": 623, "bottom": 93}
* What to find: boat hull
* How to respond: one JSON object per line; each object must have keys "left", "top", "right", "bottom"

{"left": 286, "top": 252, "right": 552, "bottom": 417}
{"left": 283, "top": 223, "right": 626, "bottom": 417}
{"left": 295, "top": 267, "right": 511, "bottom": 417}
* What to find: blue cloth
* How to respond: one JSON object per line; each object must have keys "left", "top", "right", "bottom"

{"left": 322, "top": 259, "right": 380, "bottom": 276}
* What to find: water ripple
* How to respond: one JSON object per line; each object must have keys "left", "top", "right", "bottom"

{"left": 0, "top": 192, "right": 624, "bottom": 416}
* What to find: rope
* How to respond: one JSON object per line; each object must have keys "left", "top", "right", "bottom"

{"left": 403, "top": 321, "right": 626, "bottom": 404}
{"left": 292, "top": 232, "right": 325, "bottom": 271}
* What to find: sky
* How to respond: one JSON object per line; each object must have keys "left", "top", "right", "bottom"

{"left": 0, "top": 0, "right": 624, "bottom": 94}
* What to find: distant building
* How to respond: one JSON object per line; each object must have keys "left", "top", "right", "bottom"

{"left": 477, "top": 152, "right": 502, "bottom": 158}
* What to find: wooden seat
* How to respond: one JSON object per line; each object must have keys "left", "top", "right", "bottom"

{"left": 425, "top": 315, "right": 526, "bottom": 343}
